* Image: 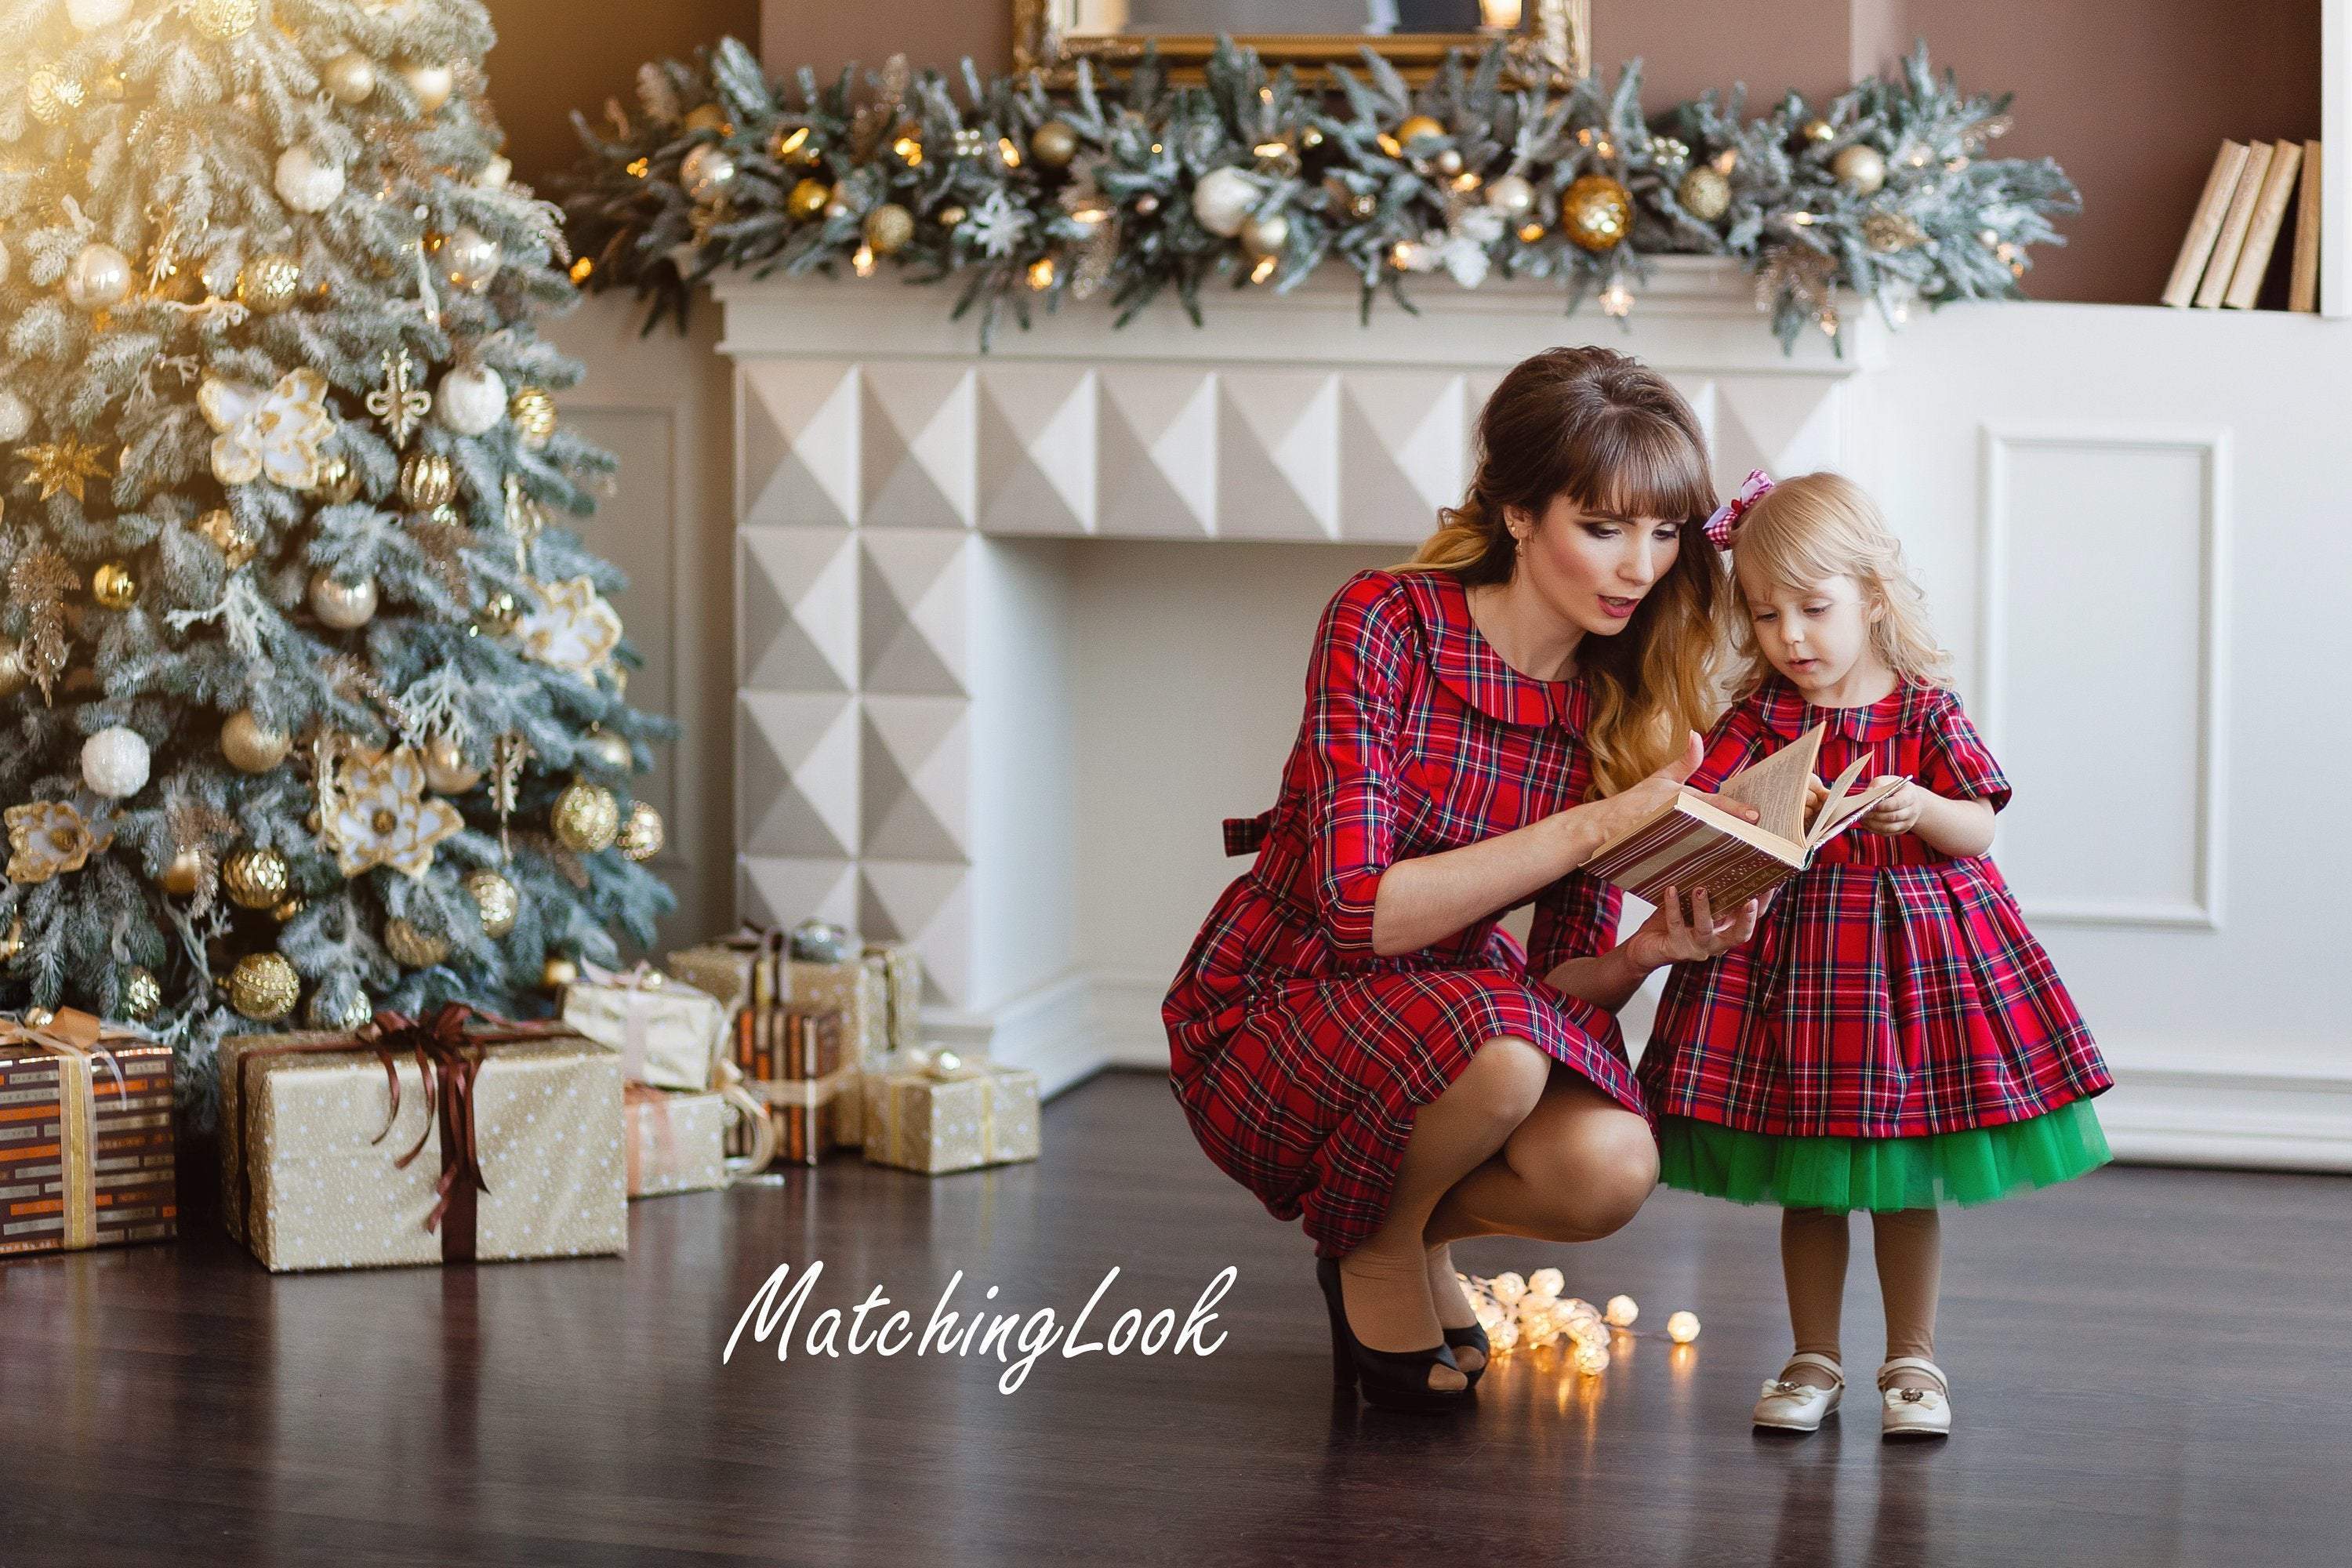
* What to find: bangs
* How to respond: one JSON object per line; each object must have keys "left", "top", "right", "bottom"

{"left": 1555, "top": 412, "right": 1718, "bottom": 525}
{"left": 1733, "top": 521, "right": 1856, "bottom": 601}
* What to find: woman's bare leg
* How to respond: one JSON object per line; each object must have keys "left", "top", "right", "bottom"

{"left": 1423, "top": 1069, "right": 1661, "bottom": 1248}
{"left": 1338, "top": 1036, "right": 1551, "bottom": 1389}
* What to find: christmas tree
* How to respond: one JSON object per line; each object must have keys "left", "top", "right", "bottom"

{"left": 0, "top": 0, "right": 674, "bottom": 1083}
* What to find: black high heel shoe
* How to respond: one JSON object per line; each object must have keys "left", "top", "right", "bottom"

{"left": 1443, "top": 1323, "right": 1490, "bottom": 1388}
{"left": 1316, "top": 1258, "right": 1474, "bottom": 1414}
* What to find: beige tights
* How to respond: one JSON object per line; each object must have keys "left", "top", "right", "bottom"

{"left": 1780, "top": 1207, "right": 1944, "bottom": 1392}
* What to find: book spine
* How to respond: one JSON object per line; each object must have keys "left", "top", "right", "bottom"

{"left": 2224, "top": 140, "right": 2304, "bottom": 308}
{"left": 2290, "top": 140, "right": 2323, "bottom": 312}
{"left": 2196, "top": 140, "right": 2274, "bottom": 308}
{"left": 2163, "top": 140, "right": 2252, "bottom": 307}
{"left": 1599, "top": 823, "right": 1782, "bottom": 910}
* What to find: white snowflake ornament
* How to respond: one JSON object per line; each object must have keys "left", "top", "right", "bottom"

{"left": 965, "top": 189, "right": 1029, "bottom": 259}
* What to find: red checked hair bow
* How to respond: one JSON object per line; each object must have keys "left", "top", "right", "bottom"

{"left": 1703, "top": 469, "right": 1775, "bottom": 547}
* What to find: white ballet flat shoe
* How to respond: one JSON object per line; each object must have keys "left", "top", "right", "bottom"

{"left": 1878, "top": 1356, "right": 1953, "bottom": 1439}
{"left": 1753, "top": 1352, "right": 1845, "bottom": 1432}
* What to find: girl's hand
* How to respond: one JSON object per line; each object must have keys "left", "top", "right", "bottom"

{"left": 1573, "top": 732, "right": 1761, "bottom": 855}
{"left": 1861, "top": 779, "right": 1924, "bottom": 837}
{"left": 1624, "top": 884, "right": 1764, "bottom": 970}
{"left": 1803, "top": 774, "right": 1828, "bottom": 826}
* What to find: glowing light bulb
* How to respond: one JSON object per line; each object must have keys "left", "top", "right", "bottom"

{"left": 1599, "top": 281, "right": 1634, "bottom": 318}
{"left": 1490, "top": 1272, "right": 1526, "bottom": 1306}
{"left": 1605, "top": 1294, "right": 1639, "bottom": 1328}
{"left": 1526, "top": 1268, "right": 1564, "bottom": 1303}
{"left": 1573, "top": 1341, "right": 1610, "bottom": 1375}
{"left": 1666, "top": 1310, "right": 1701, "bottom": 1345}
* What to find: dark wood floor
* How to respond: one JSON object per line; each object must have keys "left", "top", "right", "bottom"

{"left": 2, "top": 1071, "right": 2344, "bottom": 1566}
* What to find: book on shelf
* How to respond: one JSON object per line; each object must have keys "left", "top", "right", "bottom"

{"left": 1583, "top": 724, "right": 1908, "bottom": 920}
{"left": 2224, "top": 140, "right": 2303, "bottom": 308}
{"left": 2194, "top": 139, "right": 2274, "bottom": 308}
{"left": 2163, "top": 140, "right": 2251, "bottom": 308}
{"left": 2289, "top": 140, "right": 2323, "bottom": 313}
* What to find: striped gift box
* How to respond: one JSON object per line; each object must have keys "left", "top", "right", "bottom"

{"left": 0, "top": 1014, "right": 176, "bottom": 1259}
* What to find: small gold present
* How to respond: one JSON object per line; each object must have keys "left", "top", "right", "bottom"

{"left": 862, "top": 1048, "right": 1040, "bottom": 1175}
{"left": 625, "top": 1063, "right": 775, "bottom": 1197}
{"left": 561, "top": 960, "right": 727, "bottom": 1092}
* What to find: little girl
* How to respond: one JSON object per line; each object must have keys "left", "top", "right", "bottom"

{"left": 1639, "top": 470, "right": 2112, "bottom": 1439}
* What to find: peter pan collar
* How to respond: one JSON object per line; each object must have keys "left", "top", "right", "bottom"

{"left": 1394, "top": 570, "right": 1590, "bottom": 732}
{"left": 1751, "top": 673, "right": 1933, "bottom": 743}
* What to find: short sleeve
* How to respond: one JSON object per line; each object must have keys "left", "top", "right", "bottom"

{"left": 1918, "top": 689, "right": 2012, "bottom": 811}
{"left": 1687, "top": 705, "right": 1769, "bottom": 793}
{"left": 1301, "top": 576, "right": 1410, "bottom": 954}
{"left": 1526, "top": 871, "right": 1623, "bottom": 984}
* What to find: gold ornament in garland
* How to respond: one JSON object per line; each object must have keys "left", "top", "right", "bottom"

{"left": 399, "top": 449, "right": 457, "bottom": 510}
{"left": 862, "top": 203, "right": 914, "bottom": 256}
{"left": 1864, "top": 212, "right": 1925, "bottom": 252}
{"left": 227, "top": 952, "right": 299, "bottom": 1021}
{"left": 1833, "top": 143, "right": 1887, "bottom": 195}
{"left": 156, "top": 846, "right": 204, "bottom": 897}
{"left": 615, "top": 800, "right": 665, "bottom": 862}
{"left": 66, "top": 242, "right": 135, "bottom": 311}
{"left": 579, "top": 728, "right": 631, "bottom": 772}
{"left": 16, "top": 436, "right": 112, "bottom": 502}
{"left": 237, "top": 252, "right": 302, "bottom": 314}
{"left": 307, "top": 570, "right": 378, "bottom": 630}
{"left": 1802, "top": 117, "right": 1835, "bottom": 143}
{"left": 551, "top": 779, "right": 619, "bottom": 853}
{"left": 223, "top": 846, "right": 289, "bottom": 909}
{"left": 1678, "top": 165, "right": 1732, "bottom": 223}
{"left": 422, "top": 734, "right": 483, "bottom": 793}
{"left": 273, "top": 895, "right": 305, "bottom": 923}
{"left": 1560, "top": 176, "right": 1633, "bottom": 252}
{"left": 464, "top": 866, "right": 519, "bottom": 938}
{"left": 220, "top": 709, "right": 290, "bottom": 772}
{"left": 307, "top": 987, "right": 372, "bottom": 1029}
{"left": 189, "top": 0, "right": 259, "bottom": 40}
{"left": 118, "top": 965, "right": 162, "bottom": 1022}
{"left": 1029, "top": 120, "right": 1079, "bottom": 169}
{"left": 198, "top": 508, "right": 260, "bottom": 569}
{"left": 27, "top": 64, "right": 85, "bottom": 125}
{"left": 508, "top": 385, "right": 557, "bottom": 448}
{"left": 1394, "top": 114, "right": 1446, "bottom": 146}
{"left": 683, "top": 102, "right": 729, "bottom": 135}
{"left": 542, "top": 954, "right": 579, "bottom": 991}
{"left": 367, "top": 347, "right": 433, "bottom": 449}
{"left": 91, "top": 562, "right": 139, "bottom": 610}
{"left": 786, "top": 178, "right": 830, "bottom": 220}
{"left": 313, "top": 452, "right": 362, "bottom": 504}
{"left": 383, "top": 917, "right": 452, "bottom": 969}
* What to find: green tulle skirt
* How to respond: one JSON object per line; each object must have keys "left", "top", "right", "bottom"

{"left": 1656, "top": 1098, "right": 2111, "bottom": 1213}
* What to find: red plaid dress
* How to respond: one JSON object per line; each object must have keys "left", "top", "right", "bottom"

{"left": 1639, "top": 675, "right": 2111, "bottom": 1138}
{"left": 1163, "top": 568, "right": 1642, "bottom": 1257}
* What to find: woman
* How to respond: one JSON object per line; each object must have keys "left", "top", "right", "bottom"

{"left": 1163, "top": 347, "right": 1765, "bottom": 1413}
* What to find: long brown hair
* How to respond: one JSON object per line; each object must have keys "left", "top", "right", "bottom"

{"left": 1397, "top": 347, "right": 1726, "bottom": 795}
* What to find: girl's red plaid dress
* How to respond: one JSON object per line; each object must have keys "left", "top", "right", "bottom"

{"left": 1163, "top": 568, "right": 1642, "bottom": 1258}
{"left": 1639, "top": 675, "right": 2111, "bottom": 1139}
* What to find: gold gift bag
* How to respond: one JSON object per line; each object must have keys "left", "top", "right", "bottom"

{"left": 862, "top": 1049, "right": 1040, "bottom": 1175}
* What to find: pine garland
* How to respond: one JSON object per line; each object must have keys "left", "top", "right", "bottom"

{"left": 560, "top": 38, "right": 2076, "bottom": 351}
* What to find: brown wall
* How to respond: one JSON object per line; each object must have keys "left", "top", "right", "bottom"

{"left": 485, "top": 0, "right": 2321, "bottom": 306}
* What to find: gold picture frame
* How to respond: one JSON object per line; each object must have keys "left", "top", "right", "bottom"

{"left": 1013, "top": 0, "right": 1589, "bottom": 90}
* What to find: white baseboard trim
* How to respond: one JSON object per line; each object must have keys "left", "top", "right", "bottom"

{"left": 934, "top": 971, "right": 2352, "bottom": 1172}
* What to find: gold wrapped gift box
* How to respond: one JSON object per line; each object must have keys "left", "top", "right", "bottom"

{"left": 625, "top": 1065, "right": 776, "bottom": 1198}
{"left": 862, "top": 1050, "right": 1040, "bottom": 1175}
{"left": 220, "top": 1007, "right": 626, "bottom": 1272}
{"left": 560, "top": 963, "right": 727, "bottom": 1092}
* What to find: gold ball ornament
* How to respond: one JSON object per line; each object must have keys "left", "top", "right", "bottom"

{"left": 579, "top": 728, "right": 631, "bottom": 772}
{"left": 1832, "top": 143, "right": 1888, "bottom": 196}
{"left": 936, "top": 204, "right": 967, "bottom": 228}
{"left": 862, "top": 203, "right": 915, "bottom": 256}
{"left": 26, "top": 64, "right": 85, "bottom": 125}
{"left": 398, "top": 61, "right": 454, "bottom": 114}
{"left": 1802, "top": 117, "right": 1835, "bottom": 143}
{"left": 198, "top": 508, "right": 260, "bottom": 568}
{"left": 222, "top": 846, "right": 289, "bottom": 909}
{"left": 314, "top": 452, "right": 361, "bottom": 505}
{"left": 463, "top": 867, "right": 519, "bottom": 938}
{"left": 228, "top": 953, "right": 299, "bottom": 1021}
{"left": 1485, "top": 172, "right": 1537, "bottom": 219}
{"left": 322, "top": 51, "right": 376, "bottom": 105}
{"left": 552, "top": 779, "right": 620, "bottom": 853}
{"left": 220, "top": 709, "right": 290, "bottom": 773}
{"left": 1394, "top": 114, "right": 1446, "bottom": 146}
{"left": 383, "top": 917, "right": 452, "bottom": 969}
{"left": 542, "top": 954, "right": 579, "bottom": 991}
{"left": 1029, "top": 120, "right": 1080, "bottom": 169}
{"left": 682, "top": 103, "right": 729, "bottom": 135}
{"left": 188, "top": 0, "right": 259, "bottom": 39}
{"left": 307, "top": 987, "right": 371, "bottom": 1029}
{"left": 1560, "top": 175, "right": 1634, "bottom": 252}
{"left": 307, "top": 571, "right": 378, "bottom": 630}
{"left": 1677, "top": 165, "right": 1732, "bottom": 222}
{"left": 0, "top": 638, "right": 27, "bottom": 700}
{"left": 237, "top": 252, "right": 302, "bottom": 314}
{"left": 92, "top": 562, "right": 139, "bottom": 610}
{"left": 66, "top": 243, "right": 136, "bottom": 311}
{"left": 421, "top": 734, "right": 482, "bottom": 794}
{"left": 1240, "top": 210, "right": 1289, "bottom": 261}
{"left": 615, "top": 800, "right": 665, "bottom": 862}
{"left": 786, "top": 178, "right": 831, "bottom": 221}
{"left": 508, "top": 385, "right": 557, "bottom": 448}
{"left": 157, "top": 848, "right": 203, "bottom": 898}
{"left": 273, "top": 895, "right": 305, "bottom": 923}
{"left": 118, "top": 965, "right": 162, "bottom": 1022}
{"left": 398, "top": 449, "right": 457, "bottom": 510}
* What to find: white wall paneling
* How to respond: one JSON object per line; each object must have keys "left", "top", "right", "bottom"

{"left": 1976, "top": 423, "right": 2228, "bottom": 930}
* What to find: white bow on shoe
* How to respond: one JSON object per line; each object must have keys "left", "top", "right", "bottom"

{"left": 1753, "top": 1352, "right": 1845, "bottom": 1432}
{"left": 1878, "top": 1356, "right": 1952, "bottom": 1438}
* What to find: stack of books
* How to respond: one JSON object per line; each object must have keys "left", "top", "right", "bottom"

{"left": 2163, "top": 139, "right": 2323, "bottom": 311}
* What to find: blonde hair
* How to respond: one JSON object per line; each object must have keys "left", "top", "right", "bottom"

{"left": 1719, "top": 470, "right": 1953, "bottom": 695}
{"left": 1397, "top": 346, "right": 1727, "bottom": 797}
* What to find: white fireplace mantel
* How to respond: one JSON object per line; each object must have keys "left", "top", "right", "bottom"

{"left": 708, "top": 259, "right": 2352, "bottom": 1172}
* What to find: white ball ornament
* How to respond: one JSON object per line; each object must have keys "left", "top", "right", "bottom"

{"left": 0, "top": 389, "right": 29, "bottom": 443}
{"left": 81, "top": 727, "right": 151, "bottom": 798}
{"left": 1488, "top": 1271, "right": 1526, "bottom": 1307}
{"left": 1526, "top": 1267, "right": 1565, "bottom": 1303}
{"left": 1485, "top": 172, "right": 1537, "bottom": 218}
{"left": 1573, "top": 1341, "right": 1611, "bottom": 1376}
{"left": 474, "top": 154, "right": 512, "bottom": 190}
{"left": 680, "top": 144, "right": 739, "bottom": 204}
{"left": 67, "top": 0, "right": 131, "bottom": 29}
{"left": 1189, "top": 165, "right": 1261, "bottom": 238}
{"left": 1605, "top": 1293, "right": 1639, "bottom": 1327}
{"left": 322, "top": 52, "right": 377, "bottom": 105}
{"left": 66, "top": 243, "right": 134, "bottom": 310}
{"left": 1666, "top": 1310, "right": 1702, "bottom": 1345}
{"left": 437, "top": 225, "right": 500, "bottom": 292}
{"left": 434, "top": 364, "right": 506, "bottom": 436}
{"left": 399, "top": 61, "right": 455, "bottom": 114}
{"left": 274, "top": 146, "right": 346, "bottom": 213}
{"left": 307, "top": 571, "right": 378, "bottom": 629}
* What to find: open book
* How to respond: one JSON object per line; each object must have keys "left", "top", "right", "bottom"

{"left": 1584, "top": 724, "right": 1907, "bottom": 920}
